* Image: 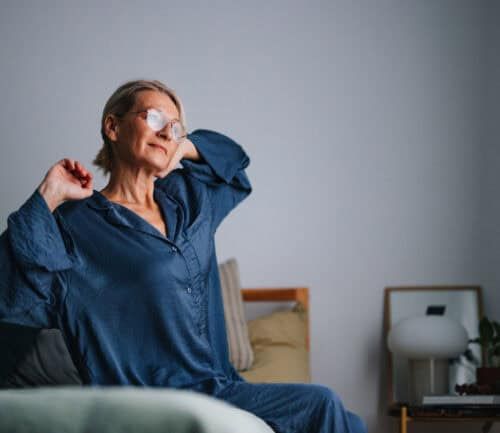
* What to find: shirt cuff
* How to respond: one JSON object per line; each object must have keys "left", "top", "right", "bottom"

{"left": 183, "top": 129, "right": 250, "bottom": 184}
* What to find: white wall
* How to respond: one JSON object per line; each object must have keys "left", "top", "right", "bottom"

{"left": 0, "top": 1, "right": 492, "bottom": 432}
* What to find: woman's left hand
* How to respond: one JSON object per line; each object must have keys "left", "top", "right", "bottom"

{"left": 157, "top": 138, "right": 200, "bottom": 178}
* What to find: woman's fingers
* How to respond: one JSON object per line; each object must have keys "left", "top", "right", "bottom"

{"left": 63, "top": 158, "right": 74, "bottom": 171}
{"left": 81, "top": 176, "right": 93, "bottom": 189}
{"left": 74, "top": 161, "right": 84, "bottom": 175}
{"left": 41, "top": 159, "right": 94, "bottom": 207}
{"left": 74, "top": 161, "right": 82, "bottom": 173}
{"left": 64, "top": 159, "right": 91, "bottom": 174}
{"left": 75, "top": 161, "right": 89, "bottom": 176}
{"left": 62, "top": 158, "right": 93, "bottom": 184}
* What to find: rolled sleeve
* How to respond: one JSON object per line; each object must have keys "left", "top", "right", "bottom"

{"left": 7, "top": 189, "right": 75, "bottom": 272}
{"left": 181, "top": 129, "right": 252, "bottom": 232}
{"left": 182, "top": 129, "right": 250, "bottom": 184}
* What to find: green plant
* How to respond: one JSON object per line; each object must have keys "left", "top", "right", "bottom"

{"left": 469, "top": 317, "right": 500, "bottom": 368}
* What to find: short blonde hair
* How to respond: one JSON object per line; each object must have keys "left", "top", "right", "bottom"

{"left": 93, "top": 79, "right": 186, "bottom": 176}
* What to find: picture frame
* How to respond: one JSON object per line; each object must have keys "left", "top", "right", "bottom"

{"left": 384, "top": 285, "right": 483, "bottom": 407}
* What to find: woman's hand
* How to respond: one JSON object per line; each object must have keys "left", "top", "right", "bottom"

{"left": 38, "top": 158, "right": 94, "bottom": 212}
{"left": 157, "top": 138, "right": 200, "bottom": 178}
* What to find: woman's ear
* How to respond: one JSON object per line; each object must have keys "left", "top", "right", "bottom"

{"left": 104, "top": 114, "right": 120, "bottom": 142}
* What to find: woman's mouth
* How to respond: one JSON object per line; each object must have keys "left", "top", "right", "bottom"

{"left": 149, "top": 143, "right": 167, "bottom": 154}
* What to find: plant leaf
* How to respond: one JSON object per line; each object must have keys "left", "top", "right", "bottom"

{"left": 480, "top": 317, "right": 494, "bottom": 341}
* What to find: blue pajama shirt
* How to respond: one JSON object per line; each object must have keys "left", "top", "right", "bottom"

{"left": 0, "top": 129, "right": 365, "bottom": 433}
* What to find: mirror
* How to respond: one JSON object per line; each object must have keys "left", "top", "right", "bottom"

{"left": 384, "top": 286, "right": 483, "bottom": 406}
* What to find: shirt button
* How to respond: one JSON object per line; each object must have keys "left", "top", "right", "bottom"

{"left": 171, "top": 246, "right": 178, "bottom": 253}
{"left": 187, "top": 286, "right": 192, "bottom": 294}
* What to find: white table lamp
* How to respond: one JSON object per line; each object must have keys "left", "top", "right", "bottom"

{"left": 388, "top": 315, "right": 469, "bottom": 404}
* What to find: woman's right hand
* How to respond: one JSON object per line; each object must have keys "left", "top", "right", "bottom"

{"left": 37, "top": 158, "right": 94, "bottom": 212}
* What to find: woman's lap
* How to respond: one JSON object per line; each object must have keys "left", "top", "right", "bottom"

{"left": 214, "top": 381, "right": 366, "bottom": 433}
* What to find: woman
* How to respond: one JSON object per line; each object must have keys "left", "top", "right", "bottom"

{"left": 0, "top": 79, "right": 366, "bottom": 433}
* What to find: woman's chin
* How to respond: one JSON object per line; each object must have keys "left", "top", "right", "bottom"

{"left": 153, "top": 163, "right": 171, "bottom": 178}
{"left": 132, "top": 153, "right": 173, "bottom": 178}
{"left": 150, "top": 167, "right": 166, "bottom": 178}
{"left": 143, "top": 155, "right": 171, "bottom": 177}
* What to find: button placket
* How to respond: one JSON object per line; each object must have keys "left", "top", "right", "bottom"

{"left": 177, "top": 236, "right": 208, "bottom": 336}
{"left": 174, "top": 242, "right": 201, "bottom": 330}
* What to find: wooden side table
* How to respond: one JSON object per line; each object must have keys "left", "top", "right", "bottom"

{"left": 389, "top": 404, "right": 500, "bottom": 433}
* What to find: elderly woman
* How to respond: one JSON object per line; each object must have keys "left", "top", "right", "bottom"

{"left": 0, "top": 80, "right": 365, "bottom": 433}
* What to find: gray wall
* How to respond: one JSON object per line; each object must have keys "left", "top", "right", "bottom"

{"left": 0, "top": 1, "right": 494, "bottom": 432}
{"left": 480, "top": 0, "right": 500, "bottom": 318}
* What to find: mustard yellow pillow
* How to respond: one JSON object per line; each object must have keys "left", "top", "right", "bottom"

{"left": 241, "top": 306, "right": 310, "bottom": 384}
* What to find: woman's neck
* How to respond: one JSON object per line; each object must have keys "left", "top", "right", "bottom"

{"left": 100, "top": 166, "right": 156, "bottom": 208}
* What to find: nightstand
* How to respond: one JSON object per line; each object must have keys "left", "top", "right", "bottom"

{"left": 388, "top": 403, "right": 500, "bottom": 433}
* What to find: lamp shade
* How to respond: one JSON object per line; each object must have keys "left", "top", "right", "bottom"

{"left": 387, "top": 316, "right": 468, "bottom": 359}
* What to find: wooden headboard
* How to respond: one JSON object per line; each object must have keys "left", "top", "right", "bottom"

{"left": 240, "top": 287, "right": 310, "bottom": 351}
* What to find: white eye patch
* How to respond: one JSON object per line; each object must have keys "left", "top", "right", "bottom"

{"left": 145, "top": 109, "right": 185, "bottom": 141}
{"left": 145, "top": 109, "right": 168, "bottom": 131}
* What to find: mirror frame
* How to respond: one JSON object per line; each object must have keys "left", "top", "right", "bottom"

{"left": 384, "top": 285, "right": 484, "bottom": 409}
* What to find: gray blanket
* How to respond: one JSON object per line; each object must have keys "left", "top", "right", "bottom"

{"left": 0, "top": 386, "right": 274, "bottom": 433}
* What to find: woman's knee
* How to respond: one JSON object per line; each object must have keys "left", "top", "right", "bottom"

{"left": 346, "top": 411, "right": 367, "bottom": 433}
{"left": 294, "top": 385, "right": 366, "bottom": 432}
{"left": 308, "top": 384, "right": 343, "bottom": 408}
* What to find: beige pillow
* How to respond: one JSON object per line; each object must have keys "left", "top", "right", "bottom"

{"left": 241, "top": 306, "right": 311, "bottom": 384}
{"left": 218, "top": 258, "right": 254, "bottom": 371}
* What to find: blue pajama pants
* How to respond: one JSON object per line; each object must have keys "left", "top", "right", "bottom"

{"left": 215, "top": 381, "right": 367, "bottom": 433}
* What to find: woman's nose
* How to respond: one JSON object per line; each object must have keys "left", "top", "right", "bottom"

{"left": 156, "top": 125, "right": 171, "bottom": 141}
{"left": 156, "top": 122, "right": 173, "bottom": 140}
{"left": 157, "top": 129, "right": 167, "bottom": 140}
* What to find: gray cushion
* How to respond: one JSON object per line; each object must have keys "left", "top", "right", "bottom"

{"left": 2, "top": 328, "right": 81, "bottom": 388}
{"left": 0, "top": 322, "right": 41, "bottom": 386}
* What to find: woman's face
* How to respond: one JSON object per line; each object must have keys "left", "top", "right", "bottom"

{"left": 107, "top": 90, "right": 182, "bottom": 177}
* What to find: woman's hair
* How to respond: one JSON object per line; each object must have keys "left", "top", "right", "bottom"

{"left": 93, "top": 79, "right": 186, "bottom": 176}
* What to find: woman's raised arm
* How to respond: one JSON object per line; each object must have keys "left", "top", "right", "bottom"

{"left": 168, "top": 129, "right": 252, "bottom": 234}
{"left": 0, "top": 159, "right": 92, "bottom": 327}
